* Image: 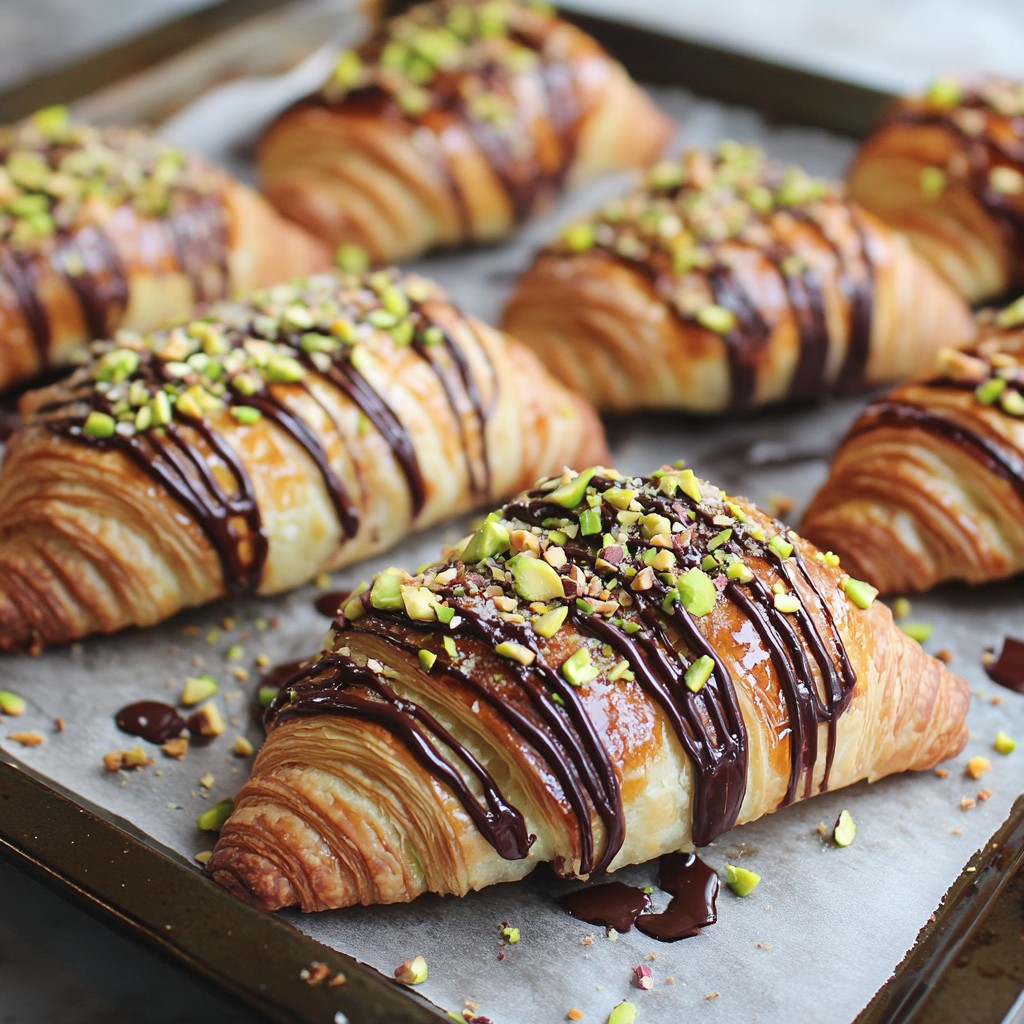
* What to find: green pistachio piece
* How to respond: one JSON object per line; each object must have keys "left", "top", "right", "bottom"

{"left": 181, "top": 673, "right": 219, "bottom": 706}
{"left": 579, "top": 507, "right": 602, "bottom": 536}
{"left": 994, "top": 730, "right": 1017, "bottom": 755}
{"left": 370, "top": 567, "right": 406, "bottom": 610}
{"left": 418, "top": 649, "right": 437, "bottom": 671}
{"left": 768, "top": 534, "right": 794, "bottom": 559}
{"left": 675, "top": 468, "right": 704, "bottom": 503}
{"left": 603, "top": 487, "right": 636, "bottom": 510}
{"left": 562, "top": 221, "right": 597, "bottom": 253}
{"left": 508, "top": 553, "right": 565, "bottom": 601}
{"left": 257, "top": 685, "right": 279, "bottom": 708}
{"left": 708, "top": 528, "right": 732, "bottom": 551}
{"left": 82, "top": 411, "right": 116, "bottom": 439}
{"left": 266, "top": 354, "right": 306, "bottom": 384}
{"left": 684, "top": 654, "right": 715, "bottom": 692}
{"left": 402, "top": 586, "right": 437, "bottom": 621}
{"left": 461, "top": 519, "right": 511, "bottom": 563}
{"left": 0, "top": 690, "right": 27, "bottom": 716}
{"left": 500, "top": 925, "right": 520, "bottom": 944}
{"left": 607, "top": 1001, "right": 638, "bottom": 1024}
{"left": 495, "top": 641, "right": 536, "bottom": 666}
{"left": 975, "top": 377, "right": 1007, "bottom": 405}
{"left": 96, "top": 348, "right": 140, "bottom": 383}
{"left": 639, "top": 513, "right": 672, "bottom": 539}
{"left": 231, "top": 405, "right": 262, "bottom": 425}
{"left": 724, "top": 863, "right": 761, "bottom": 896}
{"left": 607, "top": 659, "right": 634, "bottom": 682}
{"left": 334, "top": 243, "right": 369, "bottom": 273}
{"left": 919, "top": 166, "right": 947, "bottom": 200}
{"left": 435, "top": 603, "right": 455, "bottom": 625}
{"left": 1000, "top": 389, "right": 1024, "bottom": 416}
{"left": 442, "top": 635, "right": 458, "bottom": 660}
{"left": 332, "top": 49, "right": 363, "bottom": 89}
{"left": 695, "top": 304, "right": 737, "bottom": 335}
{"left": 926, "top": 76, "right": 962, "bottom": 107}
{"left": 562, "top": 648, "right": 599, "bottom": 687}
{"left": 899, "top": 621, "right": 933, "bottom": 643}
{"left": 833, "top": 808, "right": 856, "bottom": 847}
{"left": 725, "top": 560, "right": 754, "bottom": 583}
{"left": 675, "top": 568, "right": 717, "bottom": 617}
{"left": 990, "top": 166, "right": 1024, "bottom": 196}
{"left": 546, "top": 468, "right": 597, "bottom": 508}
{"left": 648, "top": 160, "right": 684, "bottom": 189}
{"left": 341, "top": 582, "right": 368, "bottom": 621}
{"left": 196, "top": 798, "right": 234, "bottom": 832}
{"left": 532, "top": 605, "right": 568, "bottom": 638}
{"left": 773, "top": 592, "right": 801, "bottom": 614}
{"left": 843, "top": 577, "right": 878, "bottom": 610}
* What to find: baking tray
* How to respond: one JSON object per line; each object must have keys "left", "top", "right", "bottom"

{"left": 0, "top": 4, "right": 1022, "bottom": 1023}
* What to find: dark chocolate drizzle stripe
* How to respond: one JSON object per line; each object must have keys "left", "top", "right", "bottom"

{"left": 55, "top": 224, "right": 130, "bottom": 342}
{"left": 850, "top": 398, "right": 1024, "bottom": 504}
{"left": 271, "top": 653, "right": 531, "bottom": 861}
{"left": 0, "top": 246, "right": 50, "bottom": 359}
{"left": 566, "top": 184, "right": 877, "bottom": 411}
{"left": 269, "top": 470, "right": 858, "bottom": 872}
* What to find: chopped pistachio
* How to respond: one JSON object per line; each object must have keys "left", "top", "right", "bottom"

{"left": 994, "top": 730, "right": 1017, "bottom": 755}
{"left": 394, "top": 956, "right": 428, "bottom": 986}
{"left": 402, "top": 586, "right": 438, "bottom": 621}
{"left": 639, "top": 513, "right": 672, "bottom": 540}
{"left": 0, "top": 690, "right": 27, "bottom": 716}
{"left": 1001, "top": 389, "right": 1024, "bottom": 416}
{"left": 768, "top": 534, "right": 794, "bottom": 559}
{"left": 919, "top": 166, "right": 947, "bottom": 200}
{"left": 196, "top": 797, "right": 233, "bottom": 832}
{"left": 675, "top": 568, "right": 717, "bottom": 617}
{"left": 257, "top": 685, "right": 279, "bottom": 708}
{"left": 833, "top": 808, "right": 856, "bottom": 847}
{"left": 495, "top": 641, "right": 535, "bottom": 666}
{"left": 773, "top": 592, "right": 801, "bottom": 614}
{"left": 607, "top": 1002, "right": 638, "bottom": 1024}
{"left": 695, "top": 304, "right": 736, "bottom": 334}
{"left": 508, "top": 553, "right": 565, "bottom": 601}
{"left": 579, "top": 507, "right": 602, "bottom": 536}
{"left": 533, "top": 605, "right": 568, "bottom": 638}
{"left": 725, "top": 560, "right": 754, "bottom": 584}
{"left": 975, "top": 377, "right": 1007, "bottom": 405}
{"left": 899, "top": 621, "right": 933, "bottom": 643}
{"left": 563, "top": 222, "right": 597, "bottom": 253}
{"left": 891, "top": 596, "right": 912, "bottom": 620}
{"left": 233, "top": 736, "right": 254, "bottom": 757}
{"left": 82, "top": 411, "right": 116, "bottom": 438}
{"left": 182, "top": 674, "right": 219, "bottom": 706}
{"left": 603, "top": 487, "right": 636, "bottom": 509}
{"left": 501, "top": 925, "right": 521, "bottom": 944}
{"left": 965, "top": 756, "right": 992, "bottom": 779}
{"left": 843, "top": 577, "right": 878, "bottom": 610}
{"left": 189, "top": 701, "right": 225, "bottom": 737}
{"left": 435, "top": 603, "right": 456, "bottom": 625}
{"left": 546, "top": 468, "right": 597, "bottom": 508}
{"left": 724, "top": 863, "right": 761, "bottom": 896}
{"left": 266, "top": 354, "right": 306, "bottom": 384}
{"left": 442, "top": 635, "right": 458, "bottom": 660}
{"left": 562, "top": 648, "right": 599, "bottom": 687}
{"left": 608, "top": 659, "right": 634, "bottom": 682}
{"left": 926, "top": 76, "right": 962, "bottom": 107}
{"left": 418, "top": 649, "right": 438, "bottom": 671}
{"left": 708, "top": 528, "right": 732, "bottom": 551}
{"left": 231, "top": 405, "right": 262, "bottom": 425}
{"left": 370, "top": 567, "right": 406, "bottom": 610}
{"left": 684, "top": 655, "right": 715, "bottom": 692}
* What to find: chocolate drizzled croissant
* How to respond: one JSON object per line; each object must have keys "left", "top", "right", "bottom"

{"left": 258, "top": 0, "right": 671, "bottom": 263}
{"left": 208, "top": 465, "right": 968, "bottom": 912}
{"left": 0, "top": 106, "right": 328, "bottom": 392}
{"left": 502, "top": 144, "right": 971, "bottom": 414}
{"left": 803, "top": 301, "right": 1024, "bottom": 593}
{"left": 848, "top": 75, "right": 1024, "bottom": 304}
{"left": 0, "top": 270, "right": 606, "bottom": 652}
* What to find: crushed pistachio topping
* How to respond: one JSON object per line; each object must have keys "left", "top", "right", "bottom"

{"left": 723, "top": 863, "right": 761, "bottom": 896}
{"left": 548, "top": 142, "right": 843, "bottom": 331}
{"left": 44, "top": 270, "right": 452, "bottom": 440}
{"left": 322, "top": 0, "right": 558, "bottom": 127}
{"left": 0, "top": 690, "right": 27, "bottom": 716}
{"left": 994, "top": 730, "right": 1017, "bottom": 755}
{"left": 0, "top": 106, "right": 222, "bottom": 249}
{"left": 832, "top": 808, "right": 856, "bottom": 847}
{"left": 935, "top": 324, "right": 1024, "bottom": 418}
{"left": 324, "top": 465, "right": 849, "bottom": 712}
{"left": 196, "top": 797, "right": 234, "bottom": 832}
{"left": 394, "top": 955, "right": 429, "bottom": 985}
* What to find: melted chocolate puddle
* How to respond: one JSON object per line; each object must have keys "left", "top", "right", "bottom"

{"left": 558, "top": 881, "right": 652, "bottom": 932}
{"left": 636, "top": 852, "right": 720, "bottom": 942}
{"left": 985, "top": 636, "right": 1024, "bottom": 693}
{"left": 558, "top": 853, "right": 720, "bottom": 942}
{"left": 115, "top": 700, "right": 186, "bottom": 743}
{"left": 315, "top": 590, "right": 350, "bottom": 617}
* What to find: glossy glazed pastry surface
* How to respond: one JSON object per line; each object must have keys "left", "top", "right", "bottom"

{"left": 502, "top": 144, "right": 972, "bottom": 414}
{"left": 848, "top": 76, "right": 1024, "bottom": 304}
{"left": 0, "top": 106, "right": 328, "bottom": 391}
{"left": 258, "top": 0, "right": 671, "bottom": 262}
{"left": 803, "top": 303, "right": 1024, "bottom": 594}
{"left": 208, "top": 465, "right": 968, "bottom": 912}
{"left": 0, "top": 270, "right": 606, "bottom": 652}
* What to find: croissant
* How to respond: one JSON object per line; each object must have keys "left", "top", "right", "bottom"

{"left": 0, "top": 106, "right": 328, "bottom": 392}
{"left": 802, "top": 303, "right": 1024, "bottom": 594}
{"left": 258, "top": 0, "right": 672, "bottom": 264}
{"left": 207, "top": 464, "right": 969, "bottom": 912}
{"left": 501, "top": 144, "right": 972, "bottom": 414}
{"left": 0, "top": 269, "right": 606, "bottom": 653}
{"left": 848, "top": 75, "right": 1024, "bottom": 305}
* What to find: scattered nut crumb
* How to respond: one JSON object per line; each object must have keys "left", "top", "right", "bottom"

{"left": 816, "top": 823, "right": 828, "bottom": 836}
{"left": 103, "top": 746, "right": 152, "bottom": 771}
{"left": 188, "top": 702, "right": 225, "bottom": 737}
{"left": 951, "top": 828, "right": 964, "bottom": 835}
{"left": 634, "top": 964, "right": 653, "bottom": 990}
{"left": 394, "top": 955, "right": 428, "bottom": 985}
{"left": 756, "top": 941, "right": 773, "bottom": 951}
{"left": 644, "top": 952, "right": 658, "bottom": 961}
{"left": 199, "top": 772, "right": 215, "bottom": 789}
{"left": 162, "top": 737, "right": 189, "bottom": 759}
{"left": 300, "top": 961, "right": 345, "bottom": 987}
{"left": 977, "top": 788, "right": 993, "bottom": 802}
{"left": 935, "top": 649, "right": 953, "bottom": 664}
{"left": 194, "top": 850, "right": 212, "bottom": 865}
{"left": 255, "top": 653, "right": 270, "bottom": 668}
{"left": 566, "top": 1010, "right": 583, "bottom": 1022}
{"left": 991, "top": 695, "right": 1004, "bottom": 706}
{"left": 580, "top": 934, "right": 594, "bottom": 947}
{"left": 7, "top": 731, "right": 43, "bottom": 747}
{"left": 233, "top": 736, "right": 254, "bottom": 757}
{"left": 666, "top": 977, "right": 675, "bottom": 985}
{"left": 934, "top": 768, "right": 950, "bottom": 779}
{"left": 54, "top": 716, "right": 65, "bottom": 733}
{"left": 966, "top": 756, "right": 992, "bottom": 779}
{"left": 960, "top": 796, "right": 977, "bottom": 811}
{"left": 705, "top": 992, "right": 720, "bottom": 1001}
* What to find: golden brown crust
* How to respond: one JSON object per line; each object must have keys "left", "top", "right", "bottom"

{"left": 0, "top": 270, "right": 606, "bottom": 652}
{"left": 848, "top": 76, "right": 1024, "bottom": 305}
{"left": 0, "top": 110, "right": 328, "bottom": 392}
{"left": 258, "top": 0, "right": 671, "bottom": 262}
{"left": 502, "top": 145, "right": 971, "bottom": 414}
{"left": 802, "top": 307, "right": 1024, "bottom": 594}
{"left": 208, "top": 466, "right": 968, "bottom": 912}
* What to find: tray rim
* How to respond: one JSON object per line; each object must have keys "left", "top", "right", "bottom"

{"left": 0, "top": 3, "right": 1019, "bottom": 1022}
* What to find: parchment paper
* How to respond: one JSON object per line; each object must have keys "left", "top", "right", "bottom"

{"left": 1, "top": 49, "right": 1022, "bottom": 1024}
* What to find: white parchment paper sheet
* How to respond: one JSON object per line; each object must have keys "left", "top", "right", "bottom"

{"left": 2, "top": 45, "right": 1022, "bottom": 1024}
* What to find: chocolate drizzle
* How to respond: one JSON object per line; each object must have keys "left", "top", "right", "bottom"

{"left": 551, "top": 147, "right": 878, "bottom": 410}
{"left": 115, "top": 700, "right": 186, "bottom": 743}
{"left": 266, "top": 467, "right": 859, "bottom": 876}
{"left": 558, "top": 880, "right": 652, "bottom": 932}
{"left": 635, "top": 852, "right": 719, "bottom": 941}
{"left": 984, "top": 636, "right": 1024, "bottom": 693}
{"left": 33, "top": 271, "right": 492, "bottom": 593}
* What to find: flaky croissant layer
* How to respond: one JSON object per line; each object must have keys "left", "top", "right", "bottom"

{"left": 503, "top": 144, "right": 971, "bottom": 415}
{"left": 0, "top": 106, "right": 328, "bottom": 391}
{"left": 259, "top": 0, "right": 671, "bottom": 263}
{"left": 0, "top": 270, "right": 606, "bottom": 652}
{"left": 209, "top": 465, "right": 968, "bottom": 912}
{"left": 803, "top": 302, "right": 1024, "bottom": 594}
